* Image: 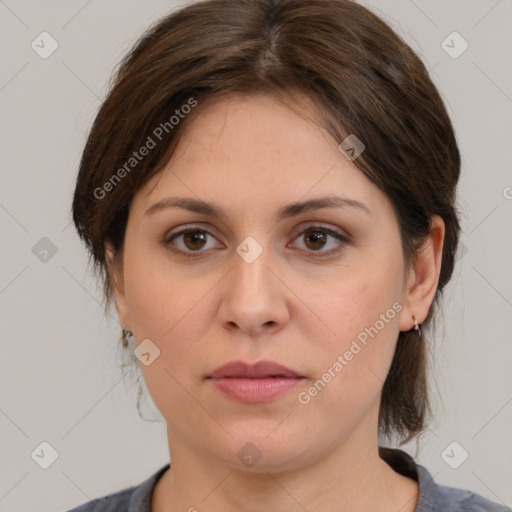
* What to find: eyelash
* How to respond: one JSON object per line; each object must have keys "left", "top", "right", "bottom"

{"left": 161, "top": 224, "right": 350, "bottom": 260}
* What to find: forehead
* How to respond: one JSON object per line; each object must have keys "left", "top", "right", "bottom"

{"left": 133, "top": 93, "right": 387, "bottom": 219}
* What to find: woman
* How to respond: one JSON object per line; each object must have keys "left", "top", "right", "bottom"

{"left": 68, "top": 0, "right": 508, "bottom": 510}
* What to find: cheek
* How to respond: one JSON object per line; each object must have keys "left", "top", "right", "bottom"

{"left": 303, "top": 257, "right": 403, "bottom": 398}
{"left": 122, "top": 257, "right": 212, "bottom": 420}
{"left": 122, "top": 249, "right": 222, "bottom": 385}
{"left": 311, "top": 258, "right": 403, "bottom": 344}
{"left": 123, "top": 236, "right": 198, "bottom": 332}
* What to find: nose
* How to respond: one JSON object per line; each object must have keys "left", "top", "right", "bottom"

{"left": 217, "top": 242, "right": 290, "bottom": 337}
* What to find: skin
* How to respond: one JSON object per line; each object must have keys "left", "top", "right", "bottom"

{"left": 107, "top": 93, "right": 445, "bottom": 512}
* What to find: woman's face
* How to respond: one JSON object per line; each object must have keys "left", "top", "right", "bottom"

{"left": 112, "top": 93, "right": 419, "bottom": 471}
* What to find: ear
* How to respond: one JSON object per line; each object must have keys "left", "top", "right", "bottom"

{"left": 105, "top": 242, "right": 130, "bottom": 329}
{"left": 399, "top": 215, "right": 445, "bottom": 331}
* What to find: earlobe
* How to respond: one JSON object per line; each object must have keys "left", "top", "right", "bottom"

{"left": 399, "top": 216, "right": 445, "bottom": 332}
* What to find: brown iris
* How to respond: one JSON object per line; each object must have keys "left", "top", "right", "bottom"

{"left": 183, "top": 231, "right": 208, "bottom": 250}
{"left": 303, "top": 230, "right": 327, "bottom": 251}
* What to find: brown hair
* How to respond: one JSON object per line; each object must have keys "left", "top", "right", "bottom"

{"left": 72, "top": 0, "right": 460, "bottom": 443}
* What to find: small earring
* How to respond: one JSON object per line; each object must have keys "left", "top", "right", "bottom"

{"left": 412, "top": 315, "right": 421, "bottom": 337}
{"left": 122, "top": 324, "right": 133, "bottom": 348}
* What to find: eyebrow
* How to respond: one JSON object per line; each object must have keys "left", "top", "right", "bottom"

{"left": 144, "top": 195, "right": 371, "bottom": 220}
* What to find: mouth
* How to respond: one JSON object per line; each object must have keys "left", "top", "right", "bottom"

{"left": 206, "top": 360, "right": 306, "bottom": 403}
{"left": 207, "top": 360, "right": 305, "bottom": 379}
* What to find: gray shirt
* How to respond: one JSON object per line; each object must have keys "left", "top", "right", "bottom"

{"left": 66, "top": 449, "right": 510, "bottom": 511}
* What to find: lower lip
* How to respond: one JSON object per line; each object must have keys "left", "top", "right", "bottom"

{"left": 209, "top": 377, "right": 304, "bottom": 403}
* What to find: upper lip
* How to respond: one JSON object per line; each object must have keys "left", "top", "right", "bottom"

{"left": 208, "top": 360, "right": 305, "bottom": 379}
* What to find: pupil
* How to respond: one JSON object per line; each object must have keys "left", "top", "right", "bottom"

{"left": 185, "top": 231, "right": 206, "bottom": 250}
{"left": 306, "top": 231, "right": 326, "bottom": 250}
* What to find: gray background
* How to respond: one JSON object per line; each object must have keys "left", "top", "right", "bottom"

{"left": 1, "top": 1, "right": 511, "bottom": 510}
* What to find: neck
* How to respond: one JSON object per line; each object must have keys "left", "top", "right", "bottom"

{"left": 152, "top": 428, "right": 418, "bottom": 512}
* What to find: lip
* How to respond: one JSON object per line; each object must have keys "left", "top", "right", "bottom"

{"left": 208, "top": 360, "right": 305, "bottom": 379}
{"left": 207, "top": 360, "right": 306, "bottom": 404}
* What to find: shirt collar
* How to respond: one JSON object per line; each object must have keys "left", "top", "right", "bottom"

{"left": 129, "top": 463, "right": 170, "bottom": 512}
{"left": 380, "top": 447, "right": 441, "bottom": 512}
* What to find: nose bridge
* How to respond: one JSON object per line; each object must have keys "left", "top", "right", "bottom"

{"left": 218, "top": 234, "right": 289, "bottom": 334}
{"left": 232, "top": 235, "right": 274, "bottom": 303}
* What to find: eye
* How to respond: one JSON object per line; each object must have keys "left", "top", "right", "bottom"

{"left": 290, "top": 225, "right": 349, "bottom": 259}
{"left": 162, "top": 224, "right": 350, "bottom": 260}
{"left": 163, "top": 227, "right": 222, "bottom": 257}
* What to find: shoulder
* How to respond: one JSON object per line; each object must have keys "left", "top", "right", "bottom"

{"left": 434, "top": 481, "right": 511, "bottom": 512}
{"left": 65, "top": 487, "right": 133, "bottom": 512}
{"left": 65, "top": 464, "right": 170, "bottom": 512}
{"left": 416, "top": 464, "right": 510, "bottom": 512}
{"left": 379, "top": 449, "right": 509, "bottom": 512}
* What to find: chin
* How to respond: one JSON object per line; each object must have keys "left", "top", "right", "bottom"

{"left": 210, "top": 431, "right": 315, "bottom": 473}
